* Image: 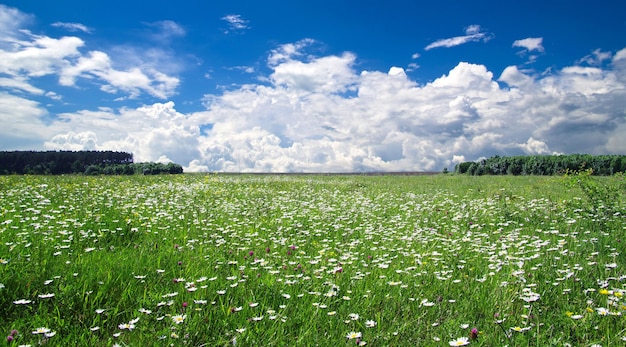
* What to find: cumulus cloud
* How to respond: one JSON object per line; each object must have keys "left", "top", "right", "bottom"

{"left": 425, "top": 24, "right": 493, "bottom": 50}
{"left": 51, "top": 22, "right": 93, "bottom": 33}
{"left": 178, "top": 43, "right": 624, "bottom": 172}
{"left": 0, "top": 92, "right": 49, "bottom": 149}
{"left": 4, "top": 32, "right": 626, "bottom": 172}
{"left": 44, "top": 102, "right": 201, "bottom": 164}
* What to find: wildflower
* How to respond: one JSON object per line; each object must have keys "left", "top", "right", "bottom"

{"left": 32, "top": 327, "right": 51, "bottom": 335}
{"left": 448, "top": 336, "right": 470, "bottom": 346}
{"left": 349, "top": 313, "right": 360, "bottom": 320}
{"left": 510, "top": 326, "right": 531, "bottom": 332}
{"left": 13, "top": 299, "right": 32, "bottom": 305}
{"left": 37, "top": 293, "right": 55, "bottom": 298}
{"left": 365, "top": 320, "right": 377, "bottom": 328}
{"left": 521, "top": 294, "right": 540, "bottom": 302}
{"left": 596, "top": 307, "right": 610, "bottom": 316}
{"left": 346, "top": 332, "right": 362, "bottom": 340}
{"left": 118, "top": 323, "right": 135, "bottom": 330}
{"left": 172, "top": 314, "right": 186, "bottom": 324}
{"left": 470, "top": 327, "right": 478, "bottom": 339}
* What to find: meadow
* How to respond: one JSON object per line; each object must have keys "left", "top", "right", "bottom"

{"left": 1, "top": 173, "right": 625, "bottom": 346}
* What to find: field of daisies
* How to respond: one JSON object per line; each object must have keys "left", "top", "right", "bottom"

{"left": 1, "top": 173, "right": 625, "bottom": 346}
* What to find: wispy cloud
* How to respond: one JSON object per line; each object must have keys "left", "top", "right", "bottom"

{"left": 512, "top": 37, "right": 544, "bottom": 53}
{"left": 144, "top": 20, "right": 186, "bottom": 43}
{"left": 0, "top": 7, "right": 180, "bottom": 100}
{"left": 221, "top": 14, "right": 250, "bottom": 34}
{"left": 425, "top": 25, "right": 493, "bottom": 50}
{"left": 577, "top": 48, "right": 612, "bottom": 66}
{"left": 51, "top": 22, "right": 93, "bottom": 33}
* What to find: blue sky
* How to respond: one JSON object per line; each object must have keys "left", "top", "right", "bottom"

{"left": 1, "top": 1, "right": 625, "bottom": 172}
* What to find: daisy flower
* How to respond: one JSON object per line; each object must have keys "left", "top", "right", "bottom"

{"left": 448, "top": 336, "right": 470, "bottom": 346}
{"left": 118, "top": 323, "right": 135, "bottom": 330}
{"left": 346, "top": 331, "right": 362, "bottom": 340}
{"left": 32, "top": 327, "right": 51, "bottom": 335}
{"left": 596, "top": 307, "right": 610, "bottom": 316}
{"left": 172, "top": 314, "right": 186, "bottom": 324}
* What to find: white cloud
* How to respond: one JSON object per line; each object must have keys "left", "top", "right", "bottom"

{"left": 44, "top": 102, "right": 201, "bottom": 164}
{"left": 51, "top": 22, "right": 93, "bottom": 33}
{"left": 145, "top": 20, "right": 185, "bottom": 43}
{"left": 270, "top": 52, "right": 357, "bottom": 94}
{"left": 0, "top": 16, "right": 179, "bottom": 99}
{"left": 513, "top": 37, "right": 544, "bottom": 52}
{"left": 0, "top": 77, "right": 44, "bottom": 94}
{"left": 4, "top": 36, "right": 626, "bottom": 172}
{"left": 0, "top": 4, "right": 32, "bottom": 44}
{"left": 425, "top": 25, "right": 493, "bottom": 50}
{"left": 578, "top": 48, "right": 612, "bottom": 66}
{"left": 267, "top": 38, "right": 317, "bottom": 66}
{"left": 612, "top": 47, "right": 626, "bottom": 62}
{"left": 59, "top": 50, "right": 179, "bottom": 99}
{"left": 0, "top": 7, "right": 180, "bottom": 100}
{"left": 0, "top": 35, "right": 84, "bottom": 77}
{"left": 46, "top": 131, "right": 98, "bottom": 150}
{"left": 221, "top": 14, "right": 250, "bottom": 34}
{"left": 0, "top": 92, "right": 48, "bottom": 149}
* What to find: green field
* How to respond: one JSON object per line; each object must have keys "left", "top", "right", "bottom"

{"left": 1, "top": 174, "right": 625, "bottom": 346}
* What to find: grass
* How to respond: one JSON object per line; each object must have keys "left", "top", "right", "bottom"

{"left": 1, "top": 173, "right": 625, "bottom": 346}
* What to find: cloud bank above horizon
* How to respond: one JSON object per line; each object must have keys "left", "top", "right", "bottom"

{"left": 1, "top": 4, "right": 626, "bottom": 172}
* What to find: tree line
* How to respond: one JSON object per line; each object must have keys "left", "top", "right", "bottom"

{"left": 0, "top": 151, "right": 183, "bottom": 175}
{"left": 455, "top": 154, "right": 626, "bottom": 176}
